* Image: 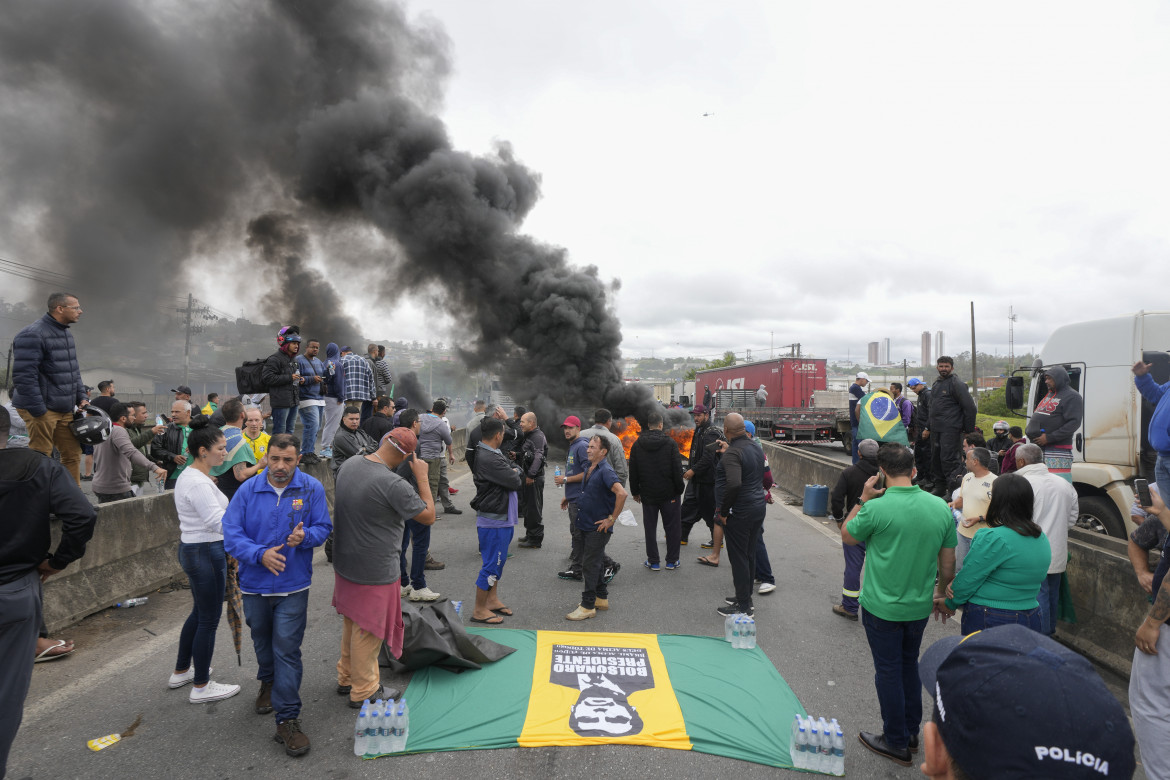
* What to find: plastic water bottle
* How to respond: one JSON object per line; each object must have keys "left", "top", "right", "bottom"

{"left": 745, "top": 617, "right": 757, "bottom": 649}
{"left": 370, "top": 699, "right": 385, "bottom": 755}
{"left": 354, "top": 704, "right": 369, "bottom": 757}
{"left": 115, "top": 597, "right": 148, "bottom": 608}
{"left": 391, "top": 699, "right": 409, "bottom": 752}
{"left": 817, "top": 717, "right": 833, "bottom": 771}
{"left": 452, "top": 601, "right": 463, "bottom": 622}
{"left": 790, "top": 715, "right": 806, "bottom": 769}
{"left": 156, "top": 478, "right": 166, "bottom": 495}
{"left": 731, "top": 615, "right": 742, "bottom": 648}
{"left": 724, "top": 613, "right": 735, "bottom": 642}
{"left": 155, "top": 415, "right": 165, "bottom": 426}
{"left": 808, "top": 719, "right": 821, "bottom": 770}
{"left": 362, "top": 700, "right": 377, "bottom": 755}
{"left": 831, "top": 719, "right": 846, "bottom": 776}
{"left": 555, "top": 465, "right": 563, "bottom": 488}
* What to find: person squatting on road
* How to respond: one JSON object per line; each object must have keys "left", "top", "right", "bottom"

{"left": 332, "top": 427, "right": 433, "bottom": 709}
{"left": 829, "top": 438, "right": 880, "bottom": 620}
{"left": 222, "top": 433, "right": 332, "bottom": 757}
{"left": 470, "top": 417, "right": 523, "bottom": 625}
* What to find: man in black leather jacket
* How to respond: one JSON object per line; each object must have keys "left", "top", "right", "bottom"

{"left": 469, "top": 417, "right": 523, "bottom": 624}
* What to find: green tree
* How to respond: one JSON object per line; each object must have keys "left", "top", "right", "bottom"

{"left": 977, "top": 387, "right": 1011, "bottom": 417}
{"left": 685, "top": 351, "right": 736, "bottom": 381}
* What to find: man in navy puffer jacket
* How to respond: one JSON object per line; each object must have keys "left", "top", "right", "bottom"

{"left": 11, "top": 292, "right": 88, "bottom": 485}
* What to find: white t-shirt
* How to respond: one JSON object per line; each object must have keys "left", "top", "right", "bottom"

{"left": 174, "top": 468, "right": 229, "bottom": 543}
{"left": 958, "top": 471, "right": 997, "bottom": 539}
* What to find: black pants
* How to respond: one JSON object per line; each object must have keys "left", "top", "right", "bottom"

{"left": 930, "top": 428, "right": 963, "bottom": 491}
{"left": 96, "top": 490, "right": 134, "bottom": 504}
{"left": 724, "top": 509, "right": 765, "bottom": 610}
{"left": 522, "top": 476, "right": 544, "bottom": 541}
{"left": 0, "top": 569, "right": 42, "bottom": 775}
{"left": 913, "top": 434, "right": 931, "bottom": 484}
{"left": 643, "top": 498, "right": 682, "bottom": 565}
{"left": 581, "top": 530, "right": 613, "bottom": 609}
{"left": 680, "top": 481, "right": 716, "bottom": 541}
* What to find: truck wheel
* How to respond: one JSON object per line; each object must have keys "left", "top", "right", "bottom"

{"left": 840, "top": 430, "right": 852, "bottom": 453}
{"left": 1075, "top": 496, "right": 1125, "bottom": 539}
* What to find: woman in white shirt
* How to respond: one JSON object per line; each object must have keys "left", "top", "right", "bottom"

{"left": 169, "top": 417, "right": 241, "bottom": 703}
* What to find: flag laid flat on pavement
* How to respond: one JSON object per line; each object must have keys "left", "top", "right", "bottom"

{"left": 858, "top": 391, "right": 910, "bottom": 445}
{"left": 375, "top": 628, "right": 805, "bottom": 768}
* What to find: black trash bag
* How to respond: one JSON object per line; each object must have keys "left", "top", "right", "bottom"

{"left": 378, "top": 600, "right": 516, "bottom": 673}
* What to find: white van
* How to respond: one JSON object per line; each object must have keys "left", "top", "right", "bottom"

{"left": 1006, "top": 311, "right": 1170, "bottom": 538}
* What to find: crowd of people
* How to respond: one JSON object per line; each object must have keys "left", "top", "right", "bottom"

{"left": 0, "top": 294, "right": 1152, "bottom": 777}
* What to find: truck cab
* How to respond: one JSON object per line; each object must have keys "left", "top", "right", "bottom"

{"left": 1006, "top": 311, "right": 1170, "bottom": 538}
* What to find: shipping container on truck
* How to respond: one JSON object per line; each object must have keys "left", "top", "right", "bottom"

{"left": 696, "top": 358, "right": 847, "bottom": 443}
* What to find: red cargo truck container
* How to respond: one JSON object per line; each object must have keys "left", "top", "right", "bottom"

{"left": 695, "top": 358, "right": 827, "bottom": 409}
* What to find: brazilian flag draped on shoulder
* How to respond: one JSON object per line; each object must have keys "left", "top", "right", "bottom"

{"left": 858, "top": 390, "right": 910, "bottom": 445}
{"left": 211, "top": 425, "right": 256, "bottom": 478}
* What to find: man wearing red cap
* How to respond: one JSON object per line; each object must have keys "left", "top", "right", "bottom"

{"left": 331, "top": 427, "right": 434, "bottom": 709}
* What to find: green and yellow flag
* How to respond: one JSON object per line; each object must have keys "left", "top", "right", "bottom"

{"left": 858, "top": 391, "right": 910, "bottom": 445}
{"left": 379, "top": 628, "right": 806, "bottom": 768}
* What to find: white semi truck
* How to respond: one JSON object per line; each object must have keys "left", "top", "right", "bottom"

{"left": 1006, "top": 310, "right": 1170, "bottom": 538}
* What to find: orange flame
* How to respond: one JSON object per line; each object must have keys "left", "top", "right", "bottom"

{"left": 668, "top": 427, "right": 694, "bottom": 458}
{"left": 613, "top": 416, "right": 642, "bottom": 460}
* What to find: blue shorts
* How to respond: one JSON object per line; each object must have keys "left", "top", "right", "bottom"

{"left": 476, "top": 526, "right": 514, "bottom": 591}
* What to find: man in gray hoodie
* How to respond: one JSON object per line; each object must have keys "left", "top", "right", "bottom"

{"left": 1025, "top": 365, "right": 1083, "bottom": 482}
{"left": 419, "top": 399, "right": 460, "bottom": 516}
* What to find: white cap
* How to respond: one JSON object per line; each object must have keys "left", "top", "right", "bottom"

{"left": 855, "top": 371, "right": 870, "bottom": 380}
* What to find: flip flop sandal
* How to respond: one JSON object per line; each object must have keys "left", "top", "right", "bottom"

{"left": 35, "top": 639, "right": 75, "bottom": 663}
{"left": 470, "top": 615, "right": 505, "bottom": 624}
{"left": 696, "top": 557, "right": 720, "bottom": 567}
{"left": 491, "top": 607, "right": 514, "bottom": 616}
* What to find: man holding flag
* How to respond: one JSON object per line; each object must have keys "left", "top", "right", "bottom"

{"left": 856, "top": 387, "right": 911, "bottom": 447}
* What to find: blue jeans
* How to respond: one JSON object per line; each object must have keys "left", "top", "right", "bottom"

{"left": 176, "top": 541, "right": 227, "bottom": 686}
{"left": 297, "top": 405, "right": 320, "bottom": 454}
{"left": 243, "top": 590, "right": 309, "bottom": 723}
{"left": 851, "top": 425, "right": 860, "bottom": 464}
{"left": 861, "top": 610, "right": 928, "bottom": 751}
{"left": 841, "top": 536, "right": 866, "bottom": 613}
{"left": 271, "top": 406, "right": 297, "bottom": 436}
{"left": 960, "top": 602, "right": 1042, "bottom": 635}
{"left": 1157, "top": 454, "right": 1170, "bottom": 513}
{"left": 1037, "top": 572, "right": 1062, "bottom": 635}
{"left": 399, "top": 518, "right": 431, "bottom": 591}
{"left": 954, "top": 533, "right": 973, "bottom": 572}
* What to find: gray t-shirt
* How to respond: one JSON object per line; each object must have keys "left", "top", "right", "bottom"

{"left": 332, "top": 455, "right": 427, "bottom": 585}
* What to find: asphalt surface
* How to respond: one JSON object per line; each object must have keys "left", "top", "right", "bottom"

{"left": 10, "top": 464, "right": 1145, "bottom": 780}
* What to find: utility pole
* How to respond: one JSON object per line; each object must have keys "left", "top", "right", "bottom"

{"left": 903, "top": 358, "right": 908, "bottom": 387}
{"left": 428, "top": 350, "right": 433, "bottom": 398}
{"left": 178, "top": 293, "right": 194, "bottom": 389}
{"left": 770, "top": 331, "right": 774, "bottom": 359}
{"left": 1008, "top": 304, "right": 1017, "bottom": 372}
{"left": 970, "top": 301, "right": 978, "bottom": 394}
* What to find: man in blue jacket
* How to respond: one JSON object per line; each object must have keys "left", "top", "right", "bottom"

{"left": 11, "top": 292, "right": 89, "bottom": 484}
{"left": 223, "top": 433, "right": 332, "bottom": 758}
{"left": 295, "top": 339, "right": 326, "bottom": 464}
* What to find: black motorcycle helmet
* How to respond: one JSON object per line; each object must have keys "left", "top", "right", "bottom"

{"left": 70, "top": 405, "right": 112, "bottom": 445}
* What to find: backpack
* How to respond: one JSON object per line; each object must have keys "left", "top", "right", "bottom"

{"left": 900, "top": 396, "right": 918, "bottom": 431}
{"left": 235, "top": 359, "right": 267, "bottom": 395}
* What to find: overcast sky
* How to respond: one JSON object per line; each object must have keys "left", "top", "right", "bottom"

{"left": 375, "top": 0, "right": 1170, "bottom": 365}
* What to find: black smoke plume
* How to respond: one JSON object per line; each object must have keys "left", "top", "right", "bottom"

{"left": 394, "top": 372, "right": 431, "bottom": 412}
{"left": 0, "top": 0, "right": 642, "bottom": 417}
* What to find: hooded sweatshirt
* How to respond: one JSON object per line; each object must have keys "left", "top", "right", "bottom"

{"left": 628, "top": 428, "right": 685, "bottom": 504}
{"left": 1025, "top": 366, "right": 1084, "bottom": 447}
{"left": 323, "top": 343, "right": 343, "bottom": 399}
{"left": 418, "top": 412, "right": 453, "bottom": 460}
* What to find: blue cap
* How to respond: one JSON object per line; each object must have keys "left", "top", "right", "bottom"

{"left": 743, "top": 420, "right": 756, "bottom": 436}
{"left": 919, "top": 625, "right": 1133, "bottom": 779}
{"left": 907, "top": 377, "right": 924, "bottom": 387}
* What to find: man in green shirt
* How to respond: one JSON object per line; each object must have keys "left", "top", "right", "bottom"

{"left": 842, "top": 444, "right": 956, "bottom": 767}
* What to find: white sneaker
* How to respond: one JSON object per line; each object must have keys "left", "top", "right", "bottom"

{"left": 758, "top": 582, "right": 777, "bottom": 595}
{"left": 189, "top": 681, "right": 241, "bottom": 704}
{"left": 400, "top": 585, "right": 413, "bottom": 598}
{"left": 409, "top": 587, "right": 441, "bottom": 602}
{"left": 168, "top": 667, "right": 211, "bottom": 689}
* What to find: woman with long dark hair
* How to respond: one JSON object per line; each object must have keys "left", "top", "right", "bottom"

{"left": 943, "top": 473, "right": 1051, "bottom": 635}
{"left": 169, "top": 416, "right": 241, "bottom": 703}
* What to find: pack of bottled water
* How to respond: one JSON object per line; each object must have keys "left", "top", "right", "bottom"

{"left": 723, "top": 613, "right": 757, "bottom": 649}
{"left": 789, "top": 715, "right": 844, "bottom": 775}
{"left": 353, "top": 697, "right": 410, "bottom": 757}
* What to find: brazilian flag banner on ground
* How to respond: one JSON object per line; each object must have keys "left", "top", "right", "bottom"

{"left": 858, "top": 390, "right": 910, "bottom": 445}
{"left": 382, "top": 629, "right": 805, "bottom": 768}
